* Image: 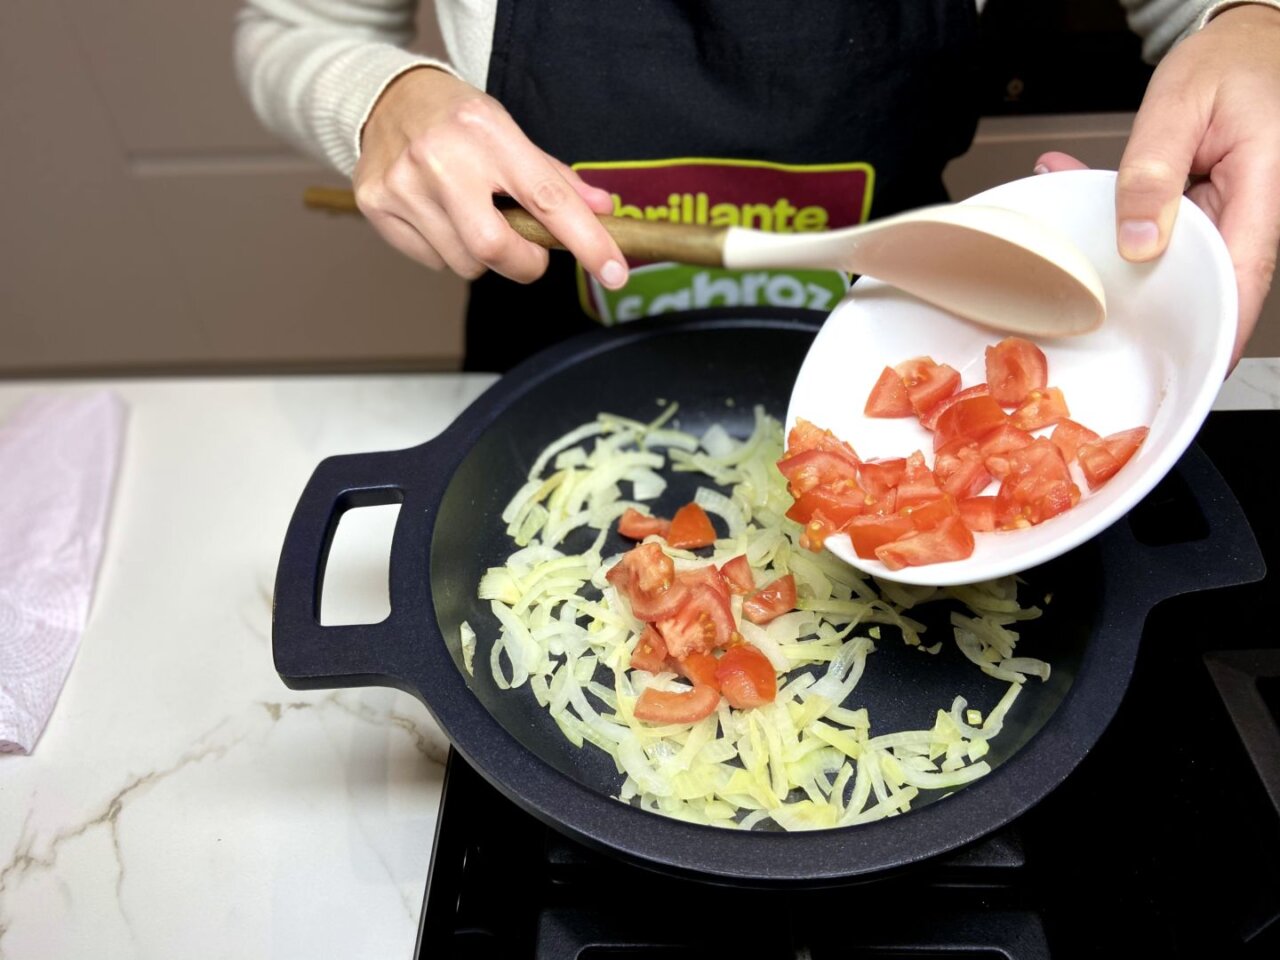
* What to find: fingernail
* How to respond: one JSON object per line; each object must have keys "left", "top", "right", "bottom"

{"left": 1118, "top": 219, "right": 1160, "bottom": 260}
{"left": 600, "top": 259, "right": 627, "bottom": 289}
{"left": 1033, "top": 163, "right": 1050, "bottom": 176}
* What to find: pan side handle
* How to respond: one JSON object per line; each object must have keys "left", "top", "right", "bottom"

{"left": 1104, "top": 443, "right": 1266, "bottom": 605}
{"left": 272, "top": 446, "right": 436, "bottom": 695}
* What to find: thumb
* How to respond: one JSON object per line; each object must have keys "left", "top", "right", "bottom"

{"left": 1115, "top": 88, "right": 1205, "bottom": 262}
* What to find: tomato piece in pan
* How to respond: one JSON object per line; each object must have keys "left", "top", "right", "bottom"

{"left": 743, "top": 574, "right": 797, "bottom": 625}
{"left": 864, "top": 366, "right": 914, "bottom": 418}
{"left": 714, "top": 645, "right": 777, "bottom": 709}
{"left": 985, "top": 337, "right": 1049, "bottom": 407}
{"left": 667, "top": 503, "right": 717, "bottom": 549}
{"left": 1078, "top": 427, "right": 1149, "bottom": 490}
{"left": 634, "top": 684, "right": 721, "bottom": 724}
{"left": 718, "top": 555, "right": 755, "bottom": 595}
{"left": 875, "top": 516, "right": 975, "bottom": 570}
{"left": 617, "top": 507, "right": 671, "bottom": 540}
{"left": 656, "top": 584, "right": 737, "bottom": 658}
{"left": 895, "top": 357, "right": 962, "bottom": 417}
{"left": 674, "top": 651, "right": 721, "bottom": 689}
{"left": 629, "top": 625, "right": 669, "bottom": 673}
{"left": 606, "top": 543, "right": 686, "bottom": 620}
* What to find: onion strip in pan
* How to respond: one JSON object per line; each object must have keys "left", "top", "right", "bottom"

{"left": 469, "top": 405, "right": 1050, "bottom": 830}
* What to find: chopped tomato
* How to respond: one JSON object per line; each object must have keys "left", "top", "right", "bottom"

{"left": 934, "top": 445, "right": 992, "bottom": 499}
{"left": 875, "top": 516, "right": 975, "bottom": 570}
{"left": 1011, "top": 387, "right": 1070, "bottom": 431}
{"left": 674, "top": 651, "right": 720, "bottom": 689}
{"left": 846, "top": 513, "right": 917, "bottom": 560}
{"left": 667, "top": 503, "right": 717, "bottom": 549}
{"left": 958, "top": 496, "right": 998, "bottom": 532}
{"left": 617, "top": 507, "right": 671, "bottom": 540}
{"left": 787, "top": 483, "right": 868, "bottom": 550}
{"left": 675, "top": 565, "right": 730, "bottom": 600}
{"left": 985, "top": 337, "right": 1049, "bottom": 407}
{"left": 985, "top": 453, "right": 1012, "bottom": 481}
{"left": 776, "top": 450, "right": 860, "bottom": 496}
{"left": 786, "top": 419, "right": 860, "bottom": 465}
{"left": 1050, "top": 419, "right": 1101, "bottom": 463}
{"left": 994, "top": 438, "right": 1080, "bottom": 529}
{"left": 979, "top": 423, "right": 1035, "bottom": 457}
{"left": 743, "top": 574, "right": 796, "bottom": 625}
{"left": 656, "top": 584, "right": 737, "bottom": 658}
{"left": 900, "top": 493, "right": 958, "bottom": 532}
{"left": 633, "top": 684, "right": 720, "bottom": 724}
{"left": 864, "top": 366, "right": 914, "bottom": 418}
{"left": 921, "top": 384, "right": 990, "bottom": 432}
{"left": 785, "top": 478, "right": 866, "bottom": 525}
{"left": 895, "top": 357, "right": 962, "bottom": 416}
{"left": 714, "top": 645, "right": 777, "bottom": 709}
{"left": 857, "top": 458, "right": 906, "bottom": 499}
{"left": 1078, "top": 426, "right": 1149, "bottom": 490}
{"left": 719, "top": 555, "right": 755, "bottom": 595}
{"left": 895, "top": 451, "right": 945, "bottom": 510}
{"left": 606, "top": 543, "right": 687, "bottom": 621}
{"left": 629, "top": 625, "right": 669, "bottom": 673}
{"left": 933, "top": 396, "right": 1009, "bottom": 454}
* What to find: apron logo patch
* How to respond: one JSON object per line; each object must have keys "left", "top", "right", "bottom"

{"left": 573, "top": 158, "right": 874, "bottom": 324}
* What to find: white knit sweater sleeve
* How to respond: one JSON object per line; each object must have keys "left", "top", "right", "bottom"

{"left": 234, "top": 0, "right": 465, "bottom": 175}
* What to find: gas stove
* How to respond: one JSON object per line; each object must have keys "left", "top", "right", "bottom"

{"left": 416, "top": 410, "right": 1278, "bottom": 959}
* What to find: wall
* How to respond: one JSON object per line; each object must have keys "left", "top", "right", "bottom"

{"left": 0, "top": 0, "right": 466, "bottom": 376}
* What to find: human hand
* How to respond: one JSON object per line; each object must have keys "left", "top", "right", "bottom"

{"left": 354, "top": 68, "right": 628, "bottom": 289}
{"left": 1037, "top": 4, "right": 1280, "bottom": 363}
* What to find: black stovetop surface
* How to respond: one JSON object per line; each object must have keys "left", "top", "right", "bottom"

{"left": 416, "top": 411, "right": 1279, "bottom": 960}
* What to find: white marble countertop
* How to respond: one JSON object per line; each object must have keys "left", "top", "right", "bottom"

{"left": 0, "top": 358, "right": 1276, "bottom": 960}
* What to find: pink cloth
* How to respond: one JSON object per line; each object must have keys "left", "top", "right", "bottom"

{"left": 0, "top": 391, "right": 125, "bottom": 754}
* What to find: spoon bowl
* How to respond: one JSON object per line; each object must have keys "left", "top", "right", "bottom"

{"left": 721, "top": 201, "right": 1107, "bottom": 337}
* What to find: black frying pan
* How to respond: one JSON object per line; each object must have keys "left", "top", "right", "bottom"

{"left": 272, "top": 313, "right": 1263, "bottom": 886}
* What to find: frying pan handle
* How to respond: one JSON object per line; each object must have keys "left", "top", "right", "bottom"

{"left": 272, "top": 446, "right": 436, "bottom": 695}
{"left": 1109, "top": 443, "right": 1264, "bottom": 604}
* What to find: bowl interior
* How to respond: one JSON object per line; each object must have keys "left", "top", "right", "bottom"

{"left": 786, "top": 169, "right": 1236, "bottom": 586}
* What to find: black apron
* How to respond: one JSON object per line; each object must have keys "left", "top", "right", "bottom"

{"left": 464, "top": 1, "right": 980, "bottom": 371}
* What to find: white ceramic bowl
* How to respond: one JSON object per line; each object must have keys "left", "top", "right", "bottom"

{"left": 786, "top": 169, "right": 1237, "bottom": 586}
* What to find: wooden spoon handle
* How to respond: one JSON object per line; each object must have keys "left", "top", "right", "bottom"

{"left": 302, "top": 186, "right": 728, "bottom": 267}
{"left": 501, "top": 207, "right": 727, "bottom": 267}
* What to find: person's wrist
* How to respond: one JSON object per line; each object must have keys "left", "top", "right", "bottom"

{"left": 361, "top": 65, "right": 457, "bottom": 148}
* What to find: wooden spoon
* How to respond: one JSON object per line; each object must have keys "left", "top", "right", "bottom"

{"left": 303, "top": 186, "right": 1105, "bottom": 337}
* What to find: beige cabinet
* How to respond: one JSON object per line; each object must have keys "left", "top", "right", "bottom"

{"left": 1, "top": 6, "right": 1275, "bottom": 373}
{"left": 0, "top": 0, "right": 465, "bottom": 375}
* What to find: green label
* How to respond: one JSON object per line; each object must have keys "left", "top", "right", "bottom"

{"left": 594, "top": 263, "right": 850, "bottom": 325}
